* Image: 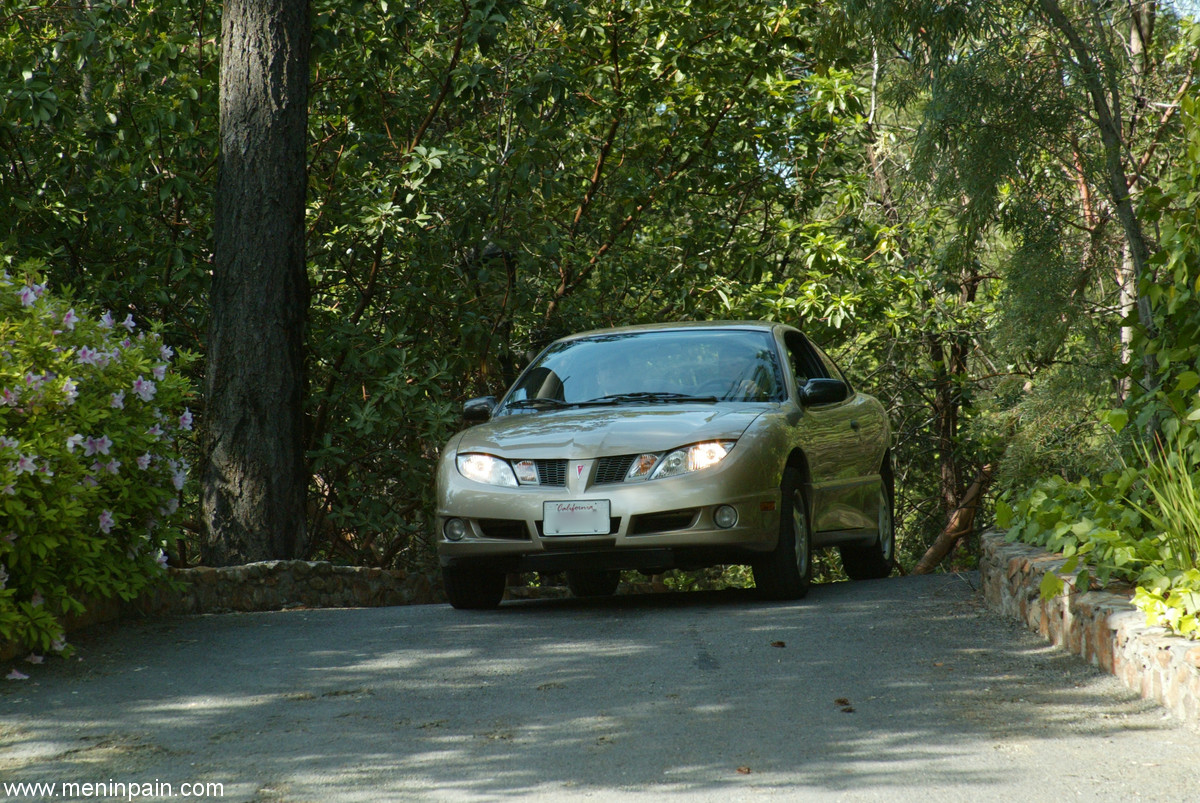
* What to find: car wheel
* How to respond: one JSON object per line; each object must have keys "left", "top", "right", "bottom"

{"left": 442, "top": 564, "right": 506, "bottom": 610}
{"left": 566, "top": 569, "right": 621, "bottom": 598}
{"left": 753, "top": 468, "right": 812, "bottom": 600}
{"left": 840, "top": 462, "right": 896, "bottom": 581}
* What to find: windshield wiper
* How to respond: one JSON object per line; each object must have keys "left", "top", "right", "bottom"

{"left": 504, "top": 397, "right": 576, "bottom": 410}
{"left": 583, "top": 392, "right": 719, "bottom": 405}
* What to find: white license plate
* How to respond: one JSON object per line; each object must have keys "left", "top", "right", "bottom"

{"left": 542, "top": 500, "right": 611, "bottom": 536}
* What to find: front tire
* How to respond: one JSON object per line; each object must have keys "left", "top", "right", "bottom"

{"left": 566, "top": 569, "right": 621, "bottom": 598}
{"left": 840, "top": 461, "right": 896, "bottom": 580}
{"left": 753, "top": 468, "right": 813, "bottom": 600}
{"left": 442, "top": 564, "right": 506, "bottom": 610}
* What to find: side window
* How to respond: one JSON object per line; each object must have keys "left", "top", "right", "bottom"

{"left": 810, "top": 342, "right": 850, "bottom": 389}
{"left": 783, "top": 331, "right": 827, "bottom": 386}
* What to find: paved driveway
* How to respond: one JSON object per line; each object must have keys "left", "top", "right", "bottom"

{"left": 3, "top": 573, "right": 1199, "bottom": 802}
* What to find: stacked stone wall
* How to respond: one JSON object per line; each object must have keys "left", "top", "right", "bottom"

{"left": 1, "top": 562, "right": 444, "bottom": 662}
{"left": 980, "top": 530, "right": 1200, "bottom": 722}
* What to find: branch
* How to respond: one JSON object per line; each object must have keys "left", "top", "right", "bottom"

{"left": 912, "top": 463, "right": 995, "bottom": 575}
{"left": 1129, "top": 52, "right": 1197, "bottom": 188}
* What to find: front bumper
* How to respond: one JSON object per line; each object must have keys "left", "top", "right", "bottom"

{"left": 435, "top": 448, "right": 783, "bottom": 572}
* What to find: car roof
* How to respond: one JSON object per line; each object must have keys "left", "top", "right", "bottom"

{"left": 554, "top": 320, "right": 793, "bottom": 343}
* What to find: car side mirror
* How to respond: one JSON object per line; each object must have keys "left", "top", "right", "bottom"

{"left": 462, "top": 396, "right": 497, "bottom": 424}
{"left": 799, "top": 378, "right": 848, "bottom": 406}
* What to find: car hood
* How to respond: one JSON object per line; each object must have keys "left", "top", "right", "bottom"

{"left": 454, "top": 404, "right": 770, "bottom": 458}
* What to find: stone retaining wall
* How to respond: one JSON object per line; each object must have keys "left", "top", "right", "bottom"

{"left": 1, "top": 561, "right": 445, "bottom": 663}
{"left": 980, "top": 529, "right": 1200, "bottom": 722}
{"left": 132, "top": 561, "right": 445, "bottom": 616}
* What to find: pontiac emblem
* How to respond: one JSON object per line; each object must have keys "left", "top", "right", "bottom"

{"left": 576, "top": 464, "right": 585, "bottom": 478}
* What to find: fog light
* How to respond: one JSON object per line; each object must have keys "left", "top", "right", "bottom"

{"left": 714, "top": 505, "right": 738, "bottom": 529}
{"left": 444, "top": 518, "right": 470, "bottom": 541}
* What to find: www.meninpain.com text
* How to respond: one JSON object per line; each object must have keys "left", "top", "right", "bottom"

{"left": 3, "top": 779, "right": 223, "bottom": 801}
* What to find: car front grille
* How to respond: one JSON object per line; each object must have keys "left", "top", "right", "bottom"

{"left": 629, "top": 509, "right": 699, "bottom": 535}
{"left": 595, "top": 454, "right": 637, "bottom": 484}
{"left": 536, "top": 459, "right": 567, "bottom": 486}
{"left": 477, "top": 519, "right": 531, "bottom": 540}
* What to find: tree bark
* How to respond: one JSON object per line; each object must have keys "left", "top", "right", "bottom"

{"left": 1036, "top": 0, "right": 1159, "bottom": 385}
{"left": 912, "top": 464, "right": 994, "bottom": 575}
{"left": 203, "top": 0, "right": 310, "bottom": 564}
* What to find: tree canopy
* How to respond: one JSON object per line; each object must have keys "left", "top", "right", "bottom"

{"left": 2, "top": 0, "right": 1198, "bottom": 579}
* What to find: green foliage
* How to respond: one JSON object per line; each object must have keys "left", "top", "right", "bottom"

{"left": 300, "top": 0, "right": 870, "bottom": 565}
{"left": 1004, "top": 92, "right": 1200, "bottom": 639}
{"left": 0, "top": 262, "right": 194, "bottom": 653}
{"left": 0, "top": 0, "right": 219, "bottom": 344}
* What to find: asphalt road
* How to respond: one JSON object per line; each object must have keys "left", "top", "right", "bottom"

{"left": 3, "top": 572, "right": 1200, "bottom": 802}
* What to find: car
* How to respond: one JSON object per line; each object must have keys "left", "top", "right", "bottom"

{"left": 435, "top": 321, "right": 894, "bottom": 609}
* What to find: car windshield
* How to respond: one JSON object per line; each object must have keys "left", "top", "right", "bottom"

{"left": 501, "top": 329, "right": 785, "bottom": 411}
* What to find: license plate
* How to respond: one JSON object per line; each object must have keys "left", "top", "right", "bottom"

{"left": 543, "top": 500, "right": 611, "bottom": 536}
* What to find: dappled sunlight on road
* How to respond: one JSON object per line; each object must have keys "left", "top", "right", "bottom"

{"left": 3, "top": 573, "right": 1198, "bottom": 801}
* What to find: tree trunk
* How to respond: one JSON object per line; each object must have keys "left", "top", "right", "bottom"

{"left": 203, "top": 0, "right": 311, "bottom": 565}
{"left": 912, "top": 464, "right": 994, "bottom": 575}
{"left": 1037, "top": 0, "right": 1159, "bottom": 387}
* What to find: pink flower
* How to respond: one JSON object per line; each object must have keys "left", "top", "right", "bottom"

{"left": 146, "top": 424, "right": 164, "bottom": 440}
{"left": 99, "top": 310, "right": 114, "bottom": 328}
{"left": 62, "top": 308, "right": 78, "bottom": 330}
{"left": 132, "top": 376, "right": 156, "bottom": 402}
{"left": 137, "top": 453, "right": 152, "bottom": 470}
{"left": 6, "top": 669, "right": 29, "bottom": 681}
{"left": 50, "top": 636, "right": 66, "bottom": 653}
{"left": 99, "top": 459, "right": 121, "bottom": 475}
{"left": 25, "top": 654, "right": 43, "bottom": 665}
{"left": 76, "top": 346, "right": 100, "bottom": 366}
{"left": 62, "top": 378, "right": 78, "bottom": 405}
{"left": 159, "top": 498, "right": 179, "bottom": 516}
{"left": 0, "top": 436, "right": 17, "bottom": 450}
{"left": 179, "top": 409, "right": 193, "bottom": 431}
{"left": 156, "top": 550, "right": 169, "bottom": 570}
{"left": 16, "top": 285, "right": 37, "bottom": 307}
{"left": 160, "top": 344, "right": 175, "bottom": 361}
{"left": 152, "top": 364, "right": 166, "bottom": 381}
{"left": 12, "top": 455, "right": 37, "bottom": 475}
{"left": 110, "top": 390, "right": 125, "bottom": 409}
{"left": 66, "top": 434, "right": 83, "bottom": 453}
{"left": 98, "top": 510, "right": 115, "bottom": 534}
{"left": 121, "top": 313, "right": 136, "bottom": 331}
{"left": 1, "top": 388, "right": 17, "bottom": 406}
{"left": 83, "top": 435, "right": 113, "bottom": 456}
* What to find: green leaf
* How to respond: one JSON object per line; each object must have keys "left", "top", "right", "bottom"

{"left": 1039, "top": 572, "right": 1065, "bottom": 600}
{"left": 1104, "top": 409, "right": 1129, "bottom": 433}
{"left": 1176, "top": 371, "right": 1200, "bottom": 393}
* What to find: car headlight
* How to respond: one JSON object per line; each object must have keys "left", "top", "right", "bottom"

{"left": 456, "top": 453, "right": 518, "bottom": 487}
{"left": 650, "top": 441, "right": 735, "bottom": 480}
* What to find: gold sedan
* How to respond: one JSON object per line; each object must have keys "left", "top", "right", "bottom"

{"left": 435, "top": 321, "right": 893, "bottom": 609}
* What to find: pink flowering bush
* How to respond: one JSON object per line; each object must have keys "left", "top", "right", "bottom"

{"left": 0, "top": 262, "right": 194, "bottom": 655}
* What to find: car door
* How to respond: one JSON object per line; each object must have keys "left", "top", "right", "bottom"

{"left": 784, "top": 332, "right": 876, "bottom": 537}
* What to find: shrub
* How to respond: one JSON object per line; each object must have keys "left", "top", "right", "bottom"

{"left": 0, "top": 261, "right": 194, "bottom": 655}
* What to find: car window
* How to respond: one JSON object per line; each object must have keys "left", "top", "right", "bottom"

{"left": 503, "top": 329, "right": 785, "bottom": 409}
{"left": 810, "top": 341, "right": 850, "bottom": 388}
{"left": 784, "top": 331, "right": 827, "bottom": 385}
